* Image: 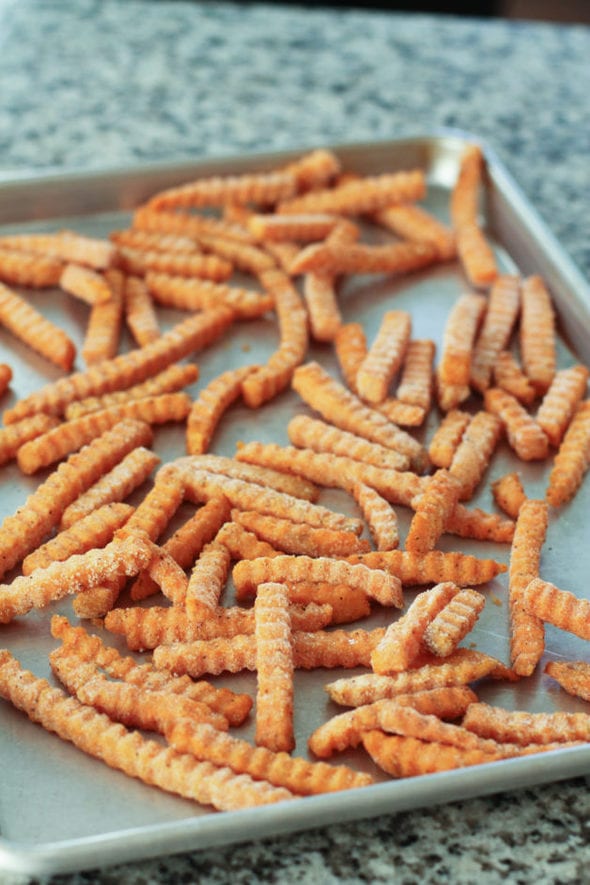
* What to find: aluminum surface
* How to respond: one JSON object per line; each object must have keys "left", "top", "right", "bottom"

{"left": 1, "top": 132, "right": 589, "bottom": 877}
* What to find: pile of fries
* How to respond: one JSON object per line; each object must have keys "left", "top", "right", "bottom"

{"left": 0, "top": 144, "right": 589, "bottom": 814}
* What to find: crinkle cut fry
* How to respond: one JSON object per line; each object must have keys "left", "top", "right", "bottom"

{"left": 290, "top": 239, "right": 438, "bottom": 277}
{"left": 544, "top": 661, "right": 590, "bottom": 704}
{"left": 65, "top": 363, "right": 199, "bottom": 420}
{"left": 277, "top": 170, "right": 426, "bottom": 216}
{"left": 231, "top": 510, "right": 370, "bottom": 558}
{"left": 152, "top": 628, "right": 386, "bottom": 677}
{"left": 444, "top": 506, "right": 515, "bottom": 544}
{"left": 241, "top": 269, "right": 308, "bottom": 408}
{"left": 0, "top": 532, "right": 155, "bottom": 623}
{"left": 0, "top": 247, "right": 64, "bottom": 287}
{"left": 4, "top": 307, "right": 234, "bottom": 425}
{"left": 233, "top": 555, "right": 403, "bottom": 608}
{"left": 422, "top": 588, "right": 486, "bottom": 657}
{"left": 248, "top": 212, "right": 341, "bottom": 243}
{"left": 508, "top": 499, "right": 548, "bottom": 676}
{"left": 470, "top": 275, "right": 521, "bottom": 393}
{"left": 492, "top": 472, "right": 527, "bottom": 520}
{"left": 0, "top": 281, "right": 76, "bottom": 371}
{"left": 395, "top": 339, "right": 435, "bottom": 412}
{"left": 309, "top": 687, "right": 478, "bottom": 757}
{"left": 17, "top": 392, "right": 191, "bottom": 474}
{"left": 536, "top": 365, "right": 590, "bottom": 449}
{"left": 281, "top": 148, "right": 342, "bottom": 190}
{"left": 133, "top": 205, "right": 255, "bottom": 244}
{"left": 110, "top": 228, "right": 203, "bottom": 254}
{"left": 493, "top": 351, "right": 536, "bottom": 405}
{"left": 60, "top": 447, "right": 161, "bottom": 529}
{"left": 217, "top": 520, "right": 282, "bottom": 562}
{"left": 118, "top": 247, "right": 233, "bottom": 281}
{"left": 291, "top": 361, "right": 427, "bottom": 472}
{"left": 82, "top": 268, "right": 125, "bottom": 365}
{"left": 545, "top": 400, "right": 590, "bottom": 506}
{"left": 484, "top": 387, "right": 549, "bottom": 461}
{"left": 362, "top": 730, "right": 501, "bottom": 777}
{"left": 146, "top": 272, "right": 273, "bottom": 320}
{"left": 371, "top": 583, "right": 460, "bottom": 674}
{"left": 187, "top": 365, "right": 258, "bottom": 455}
{"left": 356, "top": 310, "right": 411, "bottom": 405}
{"left": 325, "top": 649, "right": 514, "bottom": 708}
{"left": 435, "top": 372, "right": 470, "bottom": 413}
{"left": 235, "top": 441, "right": 422, "bottom": 508}
{"left": 287, "top": 583, "right": 370, "bottom": 625}
{"left": 60, "top": 264, "right": 113, "bottom": 305}
{"left": 520, "top": 577, "right": 590, "bottom": 641}
{"left": 349, "top": 483, "right": 400, "bottom": 552}
{"left": 373, "top": 204, "right": 456, "bottom": 260}
{"left": 0, "top": 651, "right": 293, "bottom": 810}
{"left": 22, "top": 502, "right": 135, "bottom": 575}
{"left": 131, "top": 495, "right": 231, "bottom": 601}
{"left": 334, "top": 322, "right": 367, "bottom": 393}
{"left": 0, "top": 413, "right": 61, "bottom": 467}
{"left": 124, "top": 274, "right": 161, "bottom": 346}
{"left": 255, "top": 582, "right": 294, "bottom": 752}
{"left": 450, "top": 143, "right": 484, "bottom": 229}
{"left": 303, "top": 268, "right": 342, "bottom": 343}
{"left": 438, "top": 292, "right": 487, "bottom": 387}
{"left": 51, "top": 615, "right": 252, "bottom": 725}
{"left": 166, "top": 720, "right": 372, "bottom": 795}
{"left": 346, "top": 549, "right": 507, "bottom": 586}
{"left": 428, "top": 410, "right": 471, "bottom": 469}
{"left": 185, "top": 539, "right": 232, "bottom": 614}
{"left": 405, "top": 469, "right": 462, "bottom": 556}
{"left": 456, "top": 223, "right": 498, "bottom": 289}
{"left": 520, "top": 275, "right": 557, "bottom": 395}
{"left": 0, "top": 418, "right": 152, "bottom": 580}
{"left": 462, "top": 701, "right": 590, "bottom": 745}
{"left": 448, "top": 411, "right": 503, "bottom": 500}
{"left": 148, "top": 170, "right": 298, "bottom": 211}
{"left": 287, "top": 415, "right": 410, "bottom": 472}
{"left": 0, "top": 231, "right": 116, "bottom": 269}
{"left": 177, "top": 467, "right": 362, "bottom": 535}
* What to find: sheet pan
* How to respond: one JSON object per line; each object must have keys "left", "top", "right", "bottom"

{"left": 0, "top": 132, "right": 589, "bottom": 877}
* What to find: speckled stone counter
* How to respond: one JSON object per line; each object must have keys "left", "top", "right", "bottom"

{"left": 0, "top": 2, "right": 589, "bottom": 884}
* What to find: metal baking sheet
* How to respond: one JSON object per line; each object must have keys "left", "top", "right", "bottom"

{"left": 1, "top": 132, "right": 590, "bottom": 877}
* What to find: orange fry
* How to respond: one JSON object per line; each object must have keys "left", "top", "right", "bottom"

{"left": 110, "top": 228, "right": 202, "bottom": 254}
{"left": 0, "top": 362, "right": 11, "bottom": 396}
{"left": 470, "top": 275, "right": 521, "bottom": 392}
{"left": 0, "top": 413, "right": 61, "bottom": 467}
{"left": 0, "top": 230, "right": 116, "bottom": 269}
{"left": 197, "top": 233, "right": 276, "bottom": 275}
{"left": 521, "top": 578, "right": 590, "bottom": 641}
{"left": 231, "top": 510, "right": 369, "bottom": 558}
{"left": 248, "top": 212, "right": 341, "bottom": 242}
{"left": 286, "top": 583, "right": 370, "bottom": 624}
{"left": 133, "top": 205, "right": 255, "bottom": 243}
{"left": 278, "top": 170, "right": 426, "bottom": 216}
{"left": 174, "top": 452, "right": 319, "bottom": 501}
{"left": 118, "top": 246, "right": 232, "bottom": 281}
{"left": 282, "top": 148, "right": 341, "bottom": 190}
{"left": 4, "top": 307, "right": 233, "bottom": 425}
{"left": 484, "top": 387, "right": 549, "bottom": 461}
{"left": 455, "top": 223, "right": 498, "bottom": 289}
{"left": 334, "top": 321, "right": 367, "bottom": 393}
{"left": 124, "top": 274, "right": 161, "bottom": 346}
{"left": 148, "top": 170, "right": 297, "bottom": 211}
{"left": 287, "top": 414, "right": 410, "bottom": 472}
{"left": 435, "top": 374, "right": 470, "bottom": 413}
{"left": 0, "top": 281, "right": 75, "bottom": 371}
{"left": 371, "top": 583, "right": 460, "bottom": 674}
{"left": 0, "top": 651, "right": 292, "bottom": 810}
{"left": 349, "top": 482, "right": 399, "bottom": 552}
{"left": 535, "top": 364, "right": 589, "bottom": 448}
{"left": 519, "top": 275, "right": 557, "bottom": 395}
{"left": 0, "top": 419, "right": 152, "bottom": 579}
{"left": 444, "top": 506, "right": 515, "bottom": 544}
{"left": 0, "top": 246, "right": 63, "bottom": 287}
{"left": 450, "top": 143, "right": 484, "bottom": 229}
{"left": 290, "top": 239, "right": 438, "bottom": 277}
{"left": 428, "top": 409, "right": 471, "bottom": 469}
{"left": 508, "top": 499, "right": 548, "bottom": 676}
{"left": 395, "top": 338, "right": 435, "bottom": 412}
{"left": 216, "top": 521, "right": 282, "bottom": 562}
{"left": 146, "top": 272, "right": 272, "bottom": 320}
{"left": 438, "top": 292, "right": 486, "bottom": 387}
{"left": 82, "top": 268, "right": 124, "bottom": 365}
{"left": 545, "top": 400, "right": 590, "bottom": 506}
{"left": 17, "top": 393, "right": 190, "bottom": 474}
{"left": 462, "top": 701, "right": 590, "bottom": 745}
{"left": 373, "top": 204, "right": 456, "bottom": 260}
{"left": 255, "top": 582, "right": 295, "bottom": 752}
{"left": 22, "top": 502, "right": 134, "bottom": 575}
{"left": 303, "top": 269, "right": 342, "bottom": 343}
{"left": 356, "top": 310, "right": 411, "bottom": 405}
{"left": 362, "top": 730, "right": 500, "bottom": 777}
{"left": 292, "top": 361, "right": 427, "bottom": 472}
{"left": 185, "top": 541, "right": 232, "bottom": 615}
{"left": 405, "top": 470, "right": 462, "bottom": 555}
{"left": 448, "top": 411, "right": 503, "bottom": 500}
{"left": 493, "top": 350, "right": 536, "bottom": 405}
{"left": 60, "top": 263, "right": 113, "bottom": 305}
{"left": 491, "top": 472, "right": 527, "bottom": 519}
{"left": 187, "top": 365, "right": 257, "bottom": 455}
{"left": 544, "top": 661, "right": 590, "bottom": 704}
{"left": 422, "top": 588, "right": 486, "bottom": 657}
{"left": 347, "top": 549, "right": 506, "bottom": 587}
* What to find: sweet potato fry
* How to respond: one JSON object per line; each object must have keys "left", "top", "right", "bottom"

{"left": 349, "top": 482, "right": 399, "bottom": 552}
{"left": 0, "top": 231, "right": 116, "bottom": 269}
{"left": 278, "top": 170, "right": 426, "bottom": 216}
{"left": 148, "top": 170, "right": 297, "bottom": 211}
{"left": 484, "top": 387, "right": 549, "bottom": 461}
{"left": 376, "top": 399, "right": 426, "bottom": 428}
{"left": 231, "top": 510, "right": 369, "bottom": 558}
{"left": 508, "top": 499, "right": 548, "bottom": 676}
{"left": 146, "top": 272, "right": 273, "bottom": 320}
{"left": 334, "top": 322, "right": 367, "bottom": 393}
{"left": 186, "top": 365, "right": 257, "bottom": 455}
{"left": 0, "top": 281, "right": 76, "bottom": 371}
{"left": 362, "top": 730, "right": 501, "bottom": 777}
{"left": 395, "top": 339, "right": 435, "bottom": 412}
{"left": 544, "top": 661, "right": 590, "bottom": 704}
{"left": 60, "top": 263, "right": 113, "bottom": 305}
{"left": 59, "top": 446, "right": 160, "bottom": 528}
{"left": 22, "top": 502, "right": 134, "bottom": 575}
{"left": 519, "top": 275, "right": 556, "bottom": 395}
{"left": 118, "top": 246, "right": 233, "bottom": 281}
{"left": 195, "top": 233, "right": 276, "bottom": 275}
{"left": 0, "top": 246, "right": 63, "bottom": 287}
{"left": 175, "top": 452, "right": 319, "bottom": 501}
{"left": 428, "top": 410, "right": 471, "bottom": 469}
{"left": 248, "top": 213, "right": 341, "bottom": 243}
{"left": 124, "top": 274, "right": 161, "bottom": 346}
{"left": 450, "top": 143, "right": 484, "bottom": 229}
{"left": 216, "top": 521, "right": 283, "bottom": 562}
{"left": 0, "top": 413, "right": 61, "bottom": 466}
{"left": 356, "top": 310, "right": 411, "bottom": 405}
{"left": 4, "top": 307, "right": 234, "bottom": 424}
{"left": 448, "top": 411, "right": 503, "bottom": 500}
{"left": 535, "top": 364, "right": 589, "bottom": 448}
{"left": 255, "top": 582, "right": 294, "bottom": 752}
{"left": 0, "top": 651, "right": 292, "bottom": 810}
{"left": 373, "top": 204, "right": 456, "bottom": 260}
{"left": 520, "top": 577, "right": 590, "bottom": 641}
{"left": 286, "top": 583, "right": 370, "bottom": 624}
{"left": 462, "top": 702, "right": 590, "bottom": 745}
{"left": 491, "top": 472, "right": 527, "bottom": 519}
{"left": 282, "top": 148, "right": 341, "bottom": 190}
{"left": 545, "top": 400, "right": 590, "bottom": 506}
{"left": 110, "top": 228, "right": 202, "bottom": 254}
{"left": 81, "top": 268, "right": 124, "bottom": 365}
{"left": 371, "top": 583, "right": 460, "bottom": 674}
{"left": 470, "top": 275, "right": 521, "bottom": 392}
{"left": 185, "top": 540, "right": 232, "bottom": 615}
{"left": 422, "top": 588, "right": 485, "bottom": 657}
{"left": 435, "top": 374, "right": 471, "bottom": 413}
{"left": 0, "top": 419, "right": 152, "bottom": 579}
{"left": 290, "top": 239, "right": 438, "bottom": 277}
{"left": 133, "top": 205, "right": 255, "bottom": 243}
{"left": 346, "top": 549, "right": 506, "bottom": 586}
{"left": 493, "top": 350, "right": 536, "bottom": 405}
{"left": 405, "top": 470, "right": 462, "bottom": 556}
{"left": 303, "top": 270, "right": 342, "bottom": 343}
{"left": 166, "top": 720, "right": 371, "bottom": 795}
{"left": 455, "top": 223, "right": 498, "bottom": 289}
{"left": 287, "top": 414, "right": 410, "bottom": 472}
{"left": 438, "top": 293, "right": 487, "bottom": 387}
{"left": 444, "top": 506, "right": 515, "bottom": 544}
{"left": 291, "top": 361, "right": 427, "bottom": 472}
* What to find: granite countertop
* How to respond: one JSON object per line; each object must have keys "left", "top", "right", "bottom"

{"left": 0, "top": 1, "right": 589, "bottom": 883}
